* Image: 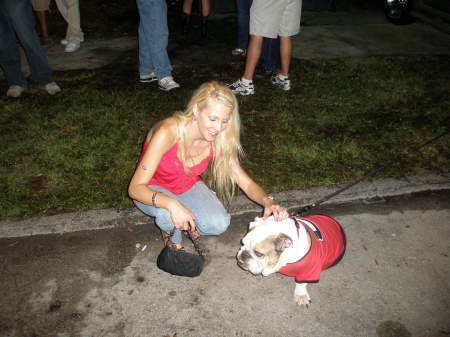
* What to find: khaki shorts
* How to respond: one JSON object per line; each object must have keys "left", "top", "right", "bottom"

{"left": 31, "top": 0, "right": 51, "bottom": 11}
{"left": 250, "top": 0, "right": 302, "bottom": 38}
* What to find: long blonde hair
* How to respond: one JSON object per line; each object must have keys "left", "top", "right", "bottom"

{"left": 154, "top": 81, "right": 243, "bottom": 203}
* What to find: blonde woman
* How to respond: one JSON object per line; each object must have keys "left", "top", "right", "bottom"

{"left": 128, "top": 81, "right": 288, "bottom": 250}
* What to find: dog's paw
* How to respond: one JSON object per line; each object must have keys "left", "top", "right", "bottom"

{"left": 294, "top": 283, "right": 311, "bottom": 307}
{"left": 294, "top": 293, "right": 311, "bottom": 307}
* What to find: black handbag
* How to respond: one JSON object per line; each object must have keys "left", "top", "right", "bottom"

{"left": 156, "top": 230, "right": 204, "bottom": 277}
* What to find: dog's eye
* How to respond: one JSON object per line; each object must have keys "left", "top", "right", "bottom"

{"left": 254, "top": 251, "right": 265, "bottom": 258}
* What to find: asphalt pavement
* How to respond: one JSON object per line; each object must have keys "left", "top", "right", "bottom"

{"left": 1, "top": 188, "right": 449, "bottom": 337}
{"left": 2, "top": 6, "right": 450, "bottom": 337}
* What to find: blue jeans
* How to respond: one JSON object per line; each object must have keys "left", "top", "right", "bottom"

{"left": 136, "top": 0, "right": 173, "bottom": 80}
{"left": 134, "top": 182, "right": 231, "bottom": 244}
{"left": 235, "top": 0, "right": 280, "bottom": 72}
{"left": 261, "top": 37, "right": 280, "bottom": 73}
{"left": 0, "top": 0, "right": 54, "bottom": 86}
{"left": 235, "top": 0, "right": 252, "bottom": 50}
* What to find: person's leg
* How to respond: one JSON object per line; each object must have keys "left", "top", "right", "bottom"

{"left": 137, "top": 0, "right": 177, "bottom": 89}
{"left": 235, "top": 0, "right": 252, "bottom": 51}
{"left": 245, "top": 0, "right": 282, "bottom": 80}
{"left": 201, "top": 0, "right": 210, "bottom": 16}
{"left": 133, "top": 182, "right": 230, "bottom": 243}
{"left": 178, "top": 182, "right": 230, "bottom": 236}
{"left": 242, "top": 34, "right": 263, "bottom": 81}
{"left": 31, "top": 0, "right": 50, "bottom": 40}
{"left": 182, "top": 0, "right": 193, "bottom": 14}
{"left": 279, "top": 35, "right": 291, "bottom": 77}
{"left": 55, "top": 0, "right": 68, "bottom": 40}
{"left": 133, "top": 186, "right": 184, "bottom": 244}
{"left": 145, "top": 0, "right": 172, "bottom": 80}
{"left": 6, "top": 0, "right": 54, "bottom": 86}
{"left": 136, "top": 0, "right": 151, "bottom": 77}
{"left": 0, "top": 2, "right": 27, "bottom": 88}
{"left": 34, "top": 10, "right": 49, "bottom": 39}
{"left": 200, "top": 0, "right": 210, "bottom": 37}
{"left": 64, "top": 0, "right": 84, "bottom": 44}
{"left": 259, "top": 36, "right": 280, "bottom": 76}
{"left": 268, "top": 37, "right": 281, "bottom": 72}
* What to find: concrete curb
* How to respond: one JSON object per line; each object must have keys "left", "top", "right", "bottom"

{"left": 1, "top": 173, "right": 448, "bottom": 239}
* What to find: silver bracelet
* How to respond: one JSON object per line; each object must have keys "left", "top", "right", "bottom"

{"left": 263, "top": 195, "right": 274, "bottom": 202}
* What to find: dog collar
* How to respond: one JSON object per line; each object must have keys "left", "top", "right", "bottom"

{"left": 293, "top": 217, "right": 324, "bottom": 241}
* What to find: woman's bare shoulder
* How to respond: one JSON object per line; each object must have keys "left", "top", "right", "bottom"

{"left": 148, "top": 117, "right": 179, "bottom": 143}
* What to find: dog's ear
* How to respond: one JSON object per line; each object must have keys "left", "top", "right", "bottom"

{"left": 273, "top": 233, "right": 293, "bottom": 253}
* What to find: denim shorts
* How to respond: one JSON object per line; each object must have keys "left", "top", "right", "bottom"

{"left": 134, "top": 181, "right": 231, "bottom": 244}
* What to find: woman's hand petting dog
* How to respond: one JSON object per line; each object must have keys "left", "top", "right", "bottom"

{"left": 262, "top": 198, "right": 289, "bottom": 222}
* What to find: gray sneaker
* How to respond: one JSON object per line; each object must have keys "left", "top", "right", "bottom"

{"left": 6, "top": 85, "right": 26, "bottom": 98}
{"left": 271, "top": 74, "right": 291, "bottom": 91}
{"left": 42, "top": 82, "right": 61, "bottom": 95}
{"left": 158, "top": 76, "right": 180, "bottom": 91}
{"left": 139, "top": 72, "right": 157, "bottom": 83}
{"left": 228, "top": 78, "right": 255, "bottom": 96}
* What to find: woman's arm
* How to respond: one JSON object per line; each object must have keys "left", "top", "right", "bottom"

{"left": 128, "top": 119, "right": 197, "bottom": 232}
{"left": 232, "top": 164, "right": 289, "bottom": 221}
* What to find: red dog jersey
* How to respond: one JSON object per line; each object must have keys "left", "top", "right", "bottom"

{"left": 278, "top": 215, "right": 346, "bottom": 283}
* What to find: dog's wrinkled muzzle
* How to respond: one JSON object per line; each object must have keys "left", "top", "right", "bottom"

{"left": 237, "top": 250, "right": 251, "bottom": 270}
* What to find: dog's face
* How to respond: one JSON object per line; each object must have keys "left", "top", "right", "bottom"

{"left": 236, "top": 216, "right": 295, "bottom": 276}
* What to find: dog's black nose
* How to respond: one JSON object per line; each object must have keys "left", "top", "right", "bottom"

{"left": 239, "top": 250, "right": 251, "bottom": 263}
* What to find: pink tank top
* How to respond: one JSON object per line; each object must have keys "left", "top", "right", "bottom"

{"left": 138, "top": 141, "right": 213, "bottom": 195}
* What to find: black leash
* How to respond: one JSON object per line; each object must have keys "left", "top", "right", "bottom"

{"left": 291, "top": 128, "right": 449, "bottom": 217}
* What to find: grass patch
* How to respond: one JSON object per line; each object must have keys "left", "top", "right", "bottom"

{"left": 1, "top": 20, "right": 449, "bottom": 220}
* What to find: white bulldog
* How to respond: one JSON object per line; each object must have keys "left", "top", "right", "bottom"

{"left": 236, "top": 214, "right": 346, "bottom": 306}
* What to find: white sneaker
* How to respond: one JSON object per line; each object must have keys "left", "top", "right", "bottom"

{"left": 139, "top": 72, "right": 157, "bottom": 83}
{"left": 228, "top": 78, "right": 255, "bottom": 95}
{"left": 60, "top": 39, "right": 69, "bottom": 45}
{"left": 6, "top": 85, "right": 26, "bottom": 98}
{"left": 42, "top": 82, "right": 61, "bottom": 95}
{"left": 65, "top": 43, "right": 80, "bottom": 53}
{"left": 158, "top": 76, "right": 180, "bottom": 91}
{"left": 271, "top": 74, "right": 291, "bottom": 91}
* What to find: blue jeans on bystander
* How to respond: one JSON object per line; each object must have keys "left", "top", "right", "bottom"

{"left": 0, "top": 0, "right": 54, "bottom": 87}
{"left": 260, "top": 37, "right": 280, "bottom": 74}
{"left": 235, "top": 0, "right": 280, "bottom": 74}
{"left": 235, "top": 0, "right": 252, "bottom": 51}
{"left": 136, "top": 0, "right": 173, "bottom": 80}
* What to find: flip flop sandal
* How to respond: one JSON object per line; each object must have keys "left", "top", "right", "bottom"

{"left": 161, "top": 230, "right": 185, "bottom": 251}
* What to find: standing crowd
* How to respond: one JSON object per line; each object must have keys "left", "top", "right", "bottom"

{"left": 1, "top": 0, "right": 302, "bottom": 97}
{"left": 0, "top": 0, "right": 83, "bottom": 98}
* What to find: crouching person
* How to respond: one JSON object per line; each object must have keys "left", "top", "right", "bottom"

{"left": 128, "top": 81, "right": 289, "bottom": 253}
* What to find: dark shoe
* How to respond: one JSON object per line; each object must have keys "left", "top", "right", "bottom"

{"left": 192, "top": 237, "right": 209, "bottom": 256}
{"left": 183, "top": 231, "right": 209, "bottom": 255}
{"left": 181, "top": 13, "right": 191, "bottom": 36}
{"left": 200, "top": 16, "right": 208, "bottom": 38}
{"left": 161, "top": 230, "right": 184, "bottom": 251}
